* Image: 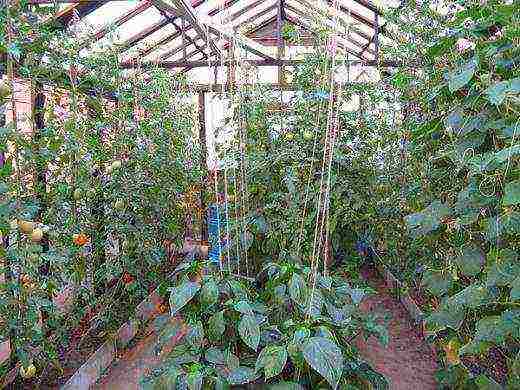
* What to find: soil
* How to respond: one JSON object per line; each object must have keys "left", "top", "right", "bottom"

{"left": 355, "top": 263, "right": 439, "bottom": 390}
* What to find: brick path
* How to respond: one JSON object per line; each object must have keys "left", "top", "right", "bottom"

{"left": 356, "top": 265, "right": 438, "bottom": 390}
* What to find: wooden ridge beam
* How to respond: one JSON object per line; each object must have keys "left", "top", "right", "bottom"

{"left": 120, "top": 58, "right": 400, "bottom": 69}
{"left": 207, "top": 23, "right": 275, "bottom": 61}
{"left": 284, "top": 5, "right": 375, "bottom": 58}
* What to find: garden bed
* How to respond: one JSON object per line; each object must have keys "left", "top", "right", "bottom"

{"left": 1, "top": 248, "right": 187, "bottom": 389}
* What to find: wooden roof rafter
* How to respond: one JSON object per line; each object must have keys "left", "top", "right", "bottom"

{"left": 82, "top": 1, "right": 153, "bottom": 47}
{"left": 123, "top": 0, "right": 239, "bottom": 64}
{"left": 284, "top": 14, "right": 370, "bottom": 61}
{"left": 233, "top": 3, "right": 278, "bottom": 33}
{"left": 118, "top": 17, "right": 171, "bottom": 52}
{"left": 161, "top": 19, "right": 208, "bottom": 61}
{"left": 156, "top": 0, "right": 222, "bottom": 58}
{"left": 323, "top": 0, "right": 389, "bottom": 37}
{"left": 285, "top": 3, "right": 376, "bottom": 59}
{"left": 52, "top": 0, "right": 108, "bottom": 28}
{"left": 220, "top": 0, "right": 267, "bottom": 25}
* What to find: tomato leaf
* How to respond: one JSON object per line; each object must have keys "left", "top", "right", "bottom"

{"left": 455, "top": 244, "right": 485, "bottom": 276}
{"left": 503, "top": 180, "right": 520, "bottom": 206}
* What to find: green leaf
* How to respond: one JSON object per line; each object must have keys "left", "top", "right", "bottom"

{"left": 485, "top": 78, "right": 520, "bottom": 105}
{"left": 200, "top": 279, "right": 219, "bottom": 307}
{"left": 475, "top": 374, "right": 503, "bottom": 390}
{"left": 238, "top": 314, "right": 260, "bottom": 351}
{"left": 228, "top": 279, "right": 249, "bottom": 300}
{"left": 315, "top": 326, "right": 334, "bottom": 340}
{"left": 508, "top": 351, "right": 520, "bottom": 388}
{"left": 186, "top": 321, "right": 204, "bottom": 349}
{"left": 455, "top": 244, "right": 485, "bottom": 276}
{"left": 207, "top": 310, "right": 226, "bottom": 342}
{"left": 448, "top": 57, "right": 478, "bottom": 92}
{"left": 205, "top": 347, "right": 225, "bottom": 365}
{"left": 474, "top": 316, "right": 509, "bottom": 344}
{"left": 486, "top": 249, "right": 520, "bottom": 287}
{"left": 186, "top": 371, "right": 203, "bottom": 390}
{"left": 426, "top": 302, "right": 465, "bottom": 331}
{"left": 302, "top": 337, "right": 343, "bottom": 389}
{"left": 348, "top": 288, "right": 366, "bottom": 304}
{"left": 288, "top": 273, "right": 306, "bottom": 305}
{"left": 268, "top": 382, "right": 305, "bottom": 390}
{"left": 451, "top": 284, "right": 491, "bottom": 309}
{"left": 234, "top": 300, "right": 254, "bottom": 315}
{"left": 503, "top": 180, "right": 520, "bottom": 205}
{"left": 226, "top": 367, "right": 257, "bottom": 385}
{"left": 501, "top": 309, "right": 520, "bottom": 339}
{"left": 255, "top": 345, "right": 287, "bottom": 380}
{"left": 511, "top": 276, "right": 520, "bottom": 301}
{"left": 293, "top": 328, "right": 310, "bottom": 347}
{"left": 169, "top": 281, "right": 200, "bottom": 315}
{"left": 405, "top": 201, "right": 451, "bottom": 236}
{"left": 422, "top": 269, "right": 453, "bottom": 296}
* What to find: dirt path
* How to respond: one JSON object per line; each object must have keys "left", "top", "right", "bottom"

{"left": 356, "top": 264, "right": 438, "bottom": 390}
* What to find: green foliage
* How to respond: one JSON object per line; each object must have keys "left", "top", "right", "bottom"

{"left": 143, "top": 256, "right": 388, "bottom": 389}
{"left": 381, "top": 0, "right": 520, "bottom": 386}
{"left": 0, "top": 3, "right": 201, "bottom": 380}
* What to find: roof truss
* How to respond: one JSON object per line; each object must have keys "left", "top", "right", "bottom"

{"left": 29, "top": 0, "right": 393, "bottom": 69}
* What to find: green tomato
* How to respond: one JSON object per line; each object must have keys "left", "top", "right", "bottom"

{"left": 111, "top": 160, "right": 122, "bottom": 170}
{"left": 73, "top": 188, "right": 82, "bottom": 201}
{"left": 285, "top": 132, "right": 295, "bottom": 141}
{"left": 0, "top": 81, "right": 11, "bottom": 99}
{"left": 303, "top": 130, "right": 313, "bottom": 141}
{"left": 114, "top": 199, "right": 125, "bottom": 211}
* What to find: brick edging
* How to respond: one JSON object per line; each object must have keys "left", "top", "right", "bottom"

{"left": 60, "top": 284, "right": 167, "bottom": 390}
{"left": 373, "top": 261, "right": 433, "bottom": 349}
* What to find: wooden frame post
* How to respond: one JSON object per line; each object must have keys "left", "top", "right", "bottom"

{"left": 198, "top": 92, "right": 208, "bottom": 242}
{"left": 227, "top": 43, "right": 236, "bottom": 89}
{"left": 276, "top": 0, "right": 285, "bottom": 85}
{"left": 374, "top": 13, "right": 380, "bottom": 64}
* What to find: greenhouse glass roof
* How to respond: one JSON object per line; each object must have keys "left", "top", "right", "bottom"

{"left": 28, "top": 0, "right": 400, "bottom": 74}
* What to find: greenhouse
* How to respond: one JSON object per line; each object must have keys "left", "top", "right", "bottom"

{"left": 0, "top": 0, "right": 518, "bottom": 388}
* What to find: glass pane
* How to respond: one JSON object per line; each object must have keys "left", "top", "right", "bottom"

{"left": 82, "top": 1, "right": 140, "bottom": 32}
